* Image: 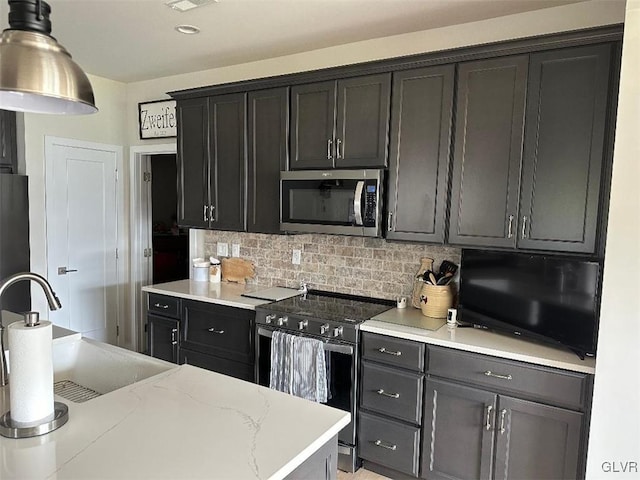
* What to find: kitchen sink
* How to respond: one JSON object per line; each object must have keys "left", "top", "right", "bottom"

{"left": 51, "top": 336, "right": 175, "bottom": 402}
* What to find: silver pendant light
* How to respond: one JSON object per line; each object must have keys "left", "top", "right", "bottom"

{"left": 0, "top": 0, "right": 97, "bottom": 114}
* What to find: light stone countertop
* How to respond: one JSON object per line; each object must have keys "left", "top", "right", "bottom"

{"left": 142, "top": 279, "right": 282, "bottom": 310}
{"left": 0, "top": 362, "right": 350, "bottom": 479}
{"left": 363, "top": 307, "right": 596, "bottom": 374}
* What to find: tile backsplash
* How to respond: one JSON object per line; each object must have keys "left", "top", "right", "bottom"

{"left": 203, "top": 231, "right": 461, "bottom": 301}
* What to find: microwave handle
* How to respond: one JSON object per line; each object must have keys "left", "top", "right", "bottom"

{"left": 353, "top": 181, "right": 365, "bottom": 226}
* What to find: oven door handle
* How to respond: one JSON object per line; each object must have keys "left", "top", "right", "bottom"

{"left": 257, "top": 327, "right": 354, "bottom": 356}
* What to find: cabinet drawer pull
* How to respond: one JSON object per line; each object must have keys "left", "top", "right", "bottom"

{"left": 374, "top": 439, "right": 397, "bottom": 451}
{"left": 207, "top": 328, "right": 225, "bottom": 334}
{"left": 499, "top": 408, "right": 507, "bottom": 435}
{"left": 485, "top": 405, "right": 493, "bottom": 431}
{"left": 484, "top": 370, "right": 513, "bottom": 381}
{"left": 376, "top": 389, "right": 400, "bottom": 399}
{"left": 378, "top": 347, "right": 402, "bottom": 356}
{"left": 154, "top": 303, "right": 170, "bottom": 309}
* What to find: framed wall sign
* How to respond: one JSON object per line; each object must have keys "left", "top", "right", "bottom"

{"left": 138, "top": 99, "right": 177, "bottom": 139}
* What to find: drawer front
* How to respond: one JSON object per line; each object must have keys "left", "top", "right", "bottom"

{"left": 362, "top": 332, "right": 425, "bottom": 371}
{"left": 179, "top": 348, "right": 254, "bottom": 382}
{"left": 358, "top": 411, "right": 420, "bottom": 477}
{"left": 182, "top": 300, "right": 254, "bottom": 364}
{"left": 361, "top": 361, "right": 423, "bottom": 424}
{"left": 428, "top": 346, "right": 589, "bottom": 410}
{"left": 148, "top": 293, "right": 180, "bottom": 319}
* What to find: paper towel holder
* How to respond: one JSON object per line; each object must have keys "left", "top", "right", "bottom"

{"left": 0, "top": 401, "right": 68, "bottom": 438}
{"left": 0, "top": 310, "right": 69, "bottom": 438}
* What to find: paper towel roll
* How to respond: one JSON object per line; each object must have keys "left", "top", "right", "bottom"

{"left": 7, "top": 320, "right": 55, "bottom": 427}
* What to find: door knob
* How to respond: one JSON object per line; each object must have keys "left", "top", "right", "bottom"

{"left": 57, "top": 267, "right": 78, "bottom": 275}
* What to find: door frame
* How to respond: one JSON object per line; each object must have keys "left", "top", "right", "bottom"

{"left": 44, "top": 135, "right": 125, "bottom": 345}
{"left": 129, "top": 143, "right": 175, "bottom": 353}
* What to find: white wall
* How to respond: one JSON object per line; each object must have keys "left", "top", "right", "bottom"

{"left": 586, "top": 0, "right": 640, "bottom": 477}
{"left": 23, "top": 75, "right": 127, "bottom": 317}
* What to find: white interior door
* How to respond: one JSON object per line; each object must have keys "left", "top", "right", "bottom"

{"left": 46, "top": 138, "right": 119, "bottom": 344}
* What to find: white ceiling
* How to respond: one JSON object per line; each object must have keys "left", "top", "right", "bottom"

{"left": 3, "top": 0, "right": 589, "bottom": 83}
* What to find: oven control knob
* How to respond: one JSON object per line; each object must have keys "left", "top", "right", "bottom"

{"left": 265, "top": 314, "right": 276, "bottom": 324}
{"left": 320, "top": 323, "right": 330, "bottom": 335}
{"left": 332, "top": 326, "right": 343, "bottom": 338}
{"left": 277, "top": 316, "right": 288, "bottom": 326}
{"left": 298, "top": 320, "right": 308, "bottom": 330}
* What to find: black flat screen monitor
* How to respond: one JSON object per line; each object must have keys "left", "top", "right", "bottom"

{"left": 458, "top": 250, "right": 601, "bottom": 358}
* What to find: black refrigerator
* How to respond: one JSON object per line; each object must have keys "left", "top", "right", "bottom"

{"left": 0, "top": 173, "right": 30, "bottom": 313}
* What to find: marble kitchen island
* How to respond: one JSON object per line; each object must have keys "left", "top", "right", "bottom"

{"left": 0, "top": 356, "right": 349, "bottom": 479}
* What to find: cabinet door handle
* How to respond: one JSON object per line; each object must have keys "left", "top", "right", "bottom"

{"left": 507, "top": 215, "right": 514, "bottom": 238}
{"left": 336, "top": 138, "right": 342, "bottom": 159}
{"left": 521, "top": 215, "right": 528, "bottom": 238}
{"left": 374, "top": 439, "right": 397, "bottom": 451}
{"left": 154, "top": 303, "right": 170, "bottom": 309}
{"left": 376, "top": 389, "right": 400, "bottom": 399}
{"left": 387, "top": 212, "right": 393, "bottom": 232}
{"left": 485, "top": 405, "right": 493, "bottom": 431}
{"left": 171, "top": 328, "right": 178, "bottom": 345}
{"left": 208, "top": 328, "right": 225, "bottom": 334}
{"left": 499, "top": 408, "right": 507, "bottom": 435}
{"left": 484, "top": 370, "right": 513, "bottom": 381}
{"left": 377, "top": 347, "right": 402, "bottom": 357}
{"left": 327, "top": 139, "right": 333, "bottom": 160}
{"left": 210, "top": 204, "right": 215, "bottom": 222}
{"left": 204, "top": 205, "right": 209, "bottom": 222}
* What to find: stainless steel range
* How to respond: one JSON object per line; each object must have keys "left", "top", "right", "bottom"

{"left": 254, "top": 290, "right": 394, "bottom": 473}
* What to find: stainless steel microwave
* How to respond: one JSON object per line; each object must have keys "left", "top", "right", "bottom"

{"left": 280, "top": 169, "right": 384, "bottom": 237}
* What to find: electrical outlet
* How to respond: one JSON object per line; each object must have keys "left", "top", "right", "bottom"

{"left": 217, "top": 242, "right": 228, "bottom": 257}
{"left": 232, "top": 244, "right": 240, "bottom": 257}
{"left": 292, "top": 249, "right": 301, "bottom": 265}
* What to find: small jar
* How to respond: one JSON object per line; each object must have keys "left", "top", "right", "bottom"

{"left": 209, "top": 260, "right": 221, "bottom": 283}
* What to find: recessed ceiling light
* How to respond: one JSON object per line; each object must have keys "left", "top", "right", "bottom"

{"left": 165, "top": 0, "right": 218, "bottom": 13}
{"left": 175, "top": 24, "right": 200, "bottom": 35}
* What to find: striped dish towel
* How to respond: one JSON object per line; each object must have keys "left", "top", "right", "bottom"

{"left": 269, "top": 331, "right": 328, "bottom": 403}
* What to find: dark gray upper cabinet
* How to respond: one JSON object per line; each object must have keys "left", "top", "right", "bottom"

{"left": 448, "top": 55, "right": 528, "bottom": 248}
{"left": 0, "top": 110, "right": 17, "bottom": 174}
{"left": 177, "top": 97, "right": 210, "bottom": 228}
{"left": 290, "top": 73, "right": 390, "bottom": 169}
{"left": 290, "top": 81, "right": 335, "bottom": 169}
{"left": 386, "top": 65, "right": 454, "bottom": 243}
{"left": 209, "top": 93, "right": 246, "bottom": 231}
{"left": 177, "top": 93, "right": 246, "bottom": 231}
{"left": 518, "top": 44, "right": 612, "bottom": 253}
{"left": 247, "top": 88, "right": 289, "bottom": 234}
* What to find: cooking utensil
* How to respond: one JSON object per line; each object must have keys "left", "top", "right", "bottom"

{"left": 428, "top": 272, "right": 438, "bottom": 286}
{"left": 438, "top": 260, "right": 458, "bottom": 278}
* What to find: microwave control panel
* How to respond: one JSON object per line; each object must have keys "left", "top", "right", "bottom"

{"left": 363, "top": 182, "right": 377, "bottom": 227}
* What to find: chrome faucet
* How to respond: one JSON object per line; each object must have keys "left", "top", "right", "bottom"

{"left": 0, "top": 272, "right": 62, "bottom": 387}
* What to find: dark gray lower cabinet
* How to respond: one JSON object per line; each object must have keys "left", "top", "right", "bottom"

{"left": 422, "top": 379, "right": 496, "bottom": 480}
{"left": 147, "top": 313, "right": 179, "bottom": 364}
{"left": 181, "top": 299, "right": 255, "bottom": 381}
{"left": 422, "top": 379, "right": 585, "bottom": 480}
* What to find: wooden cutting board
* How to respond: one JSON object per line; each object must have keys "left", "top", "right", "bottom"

{"left": 221, "top": 258, "right": 256, "bottom": 284}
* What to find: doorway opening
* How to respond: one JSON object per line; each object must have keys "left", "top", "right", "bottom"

{"left": 149, "top": 154, "right": 188, "bottom": 284}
